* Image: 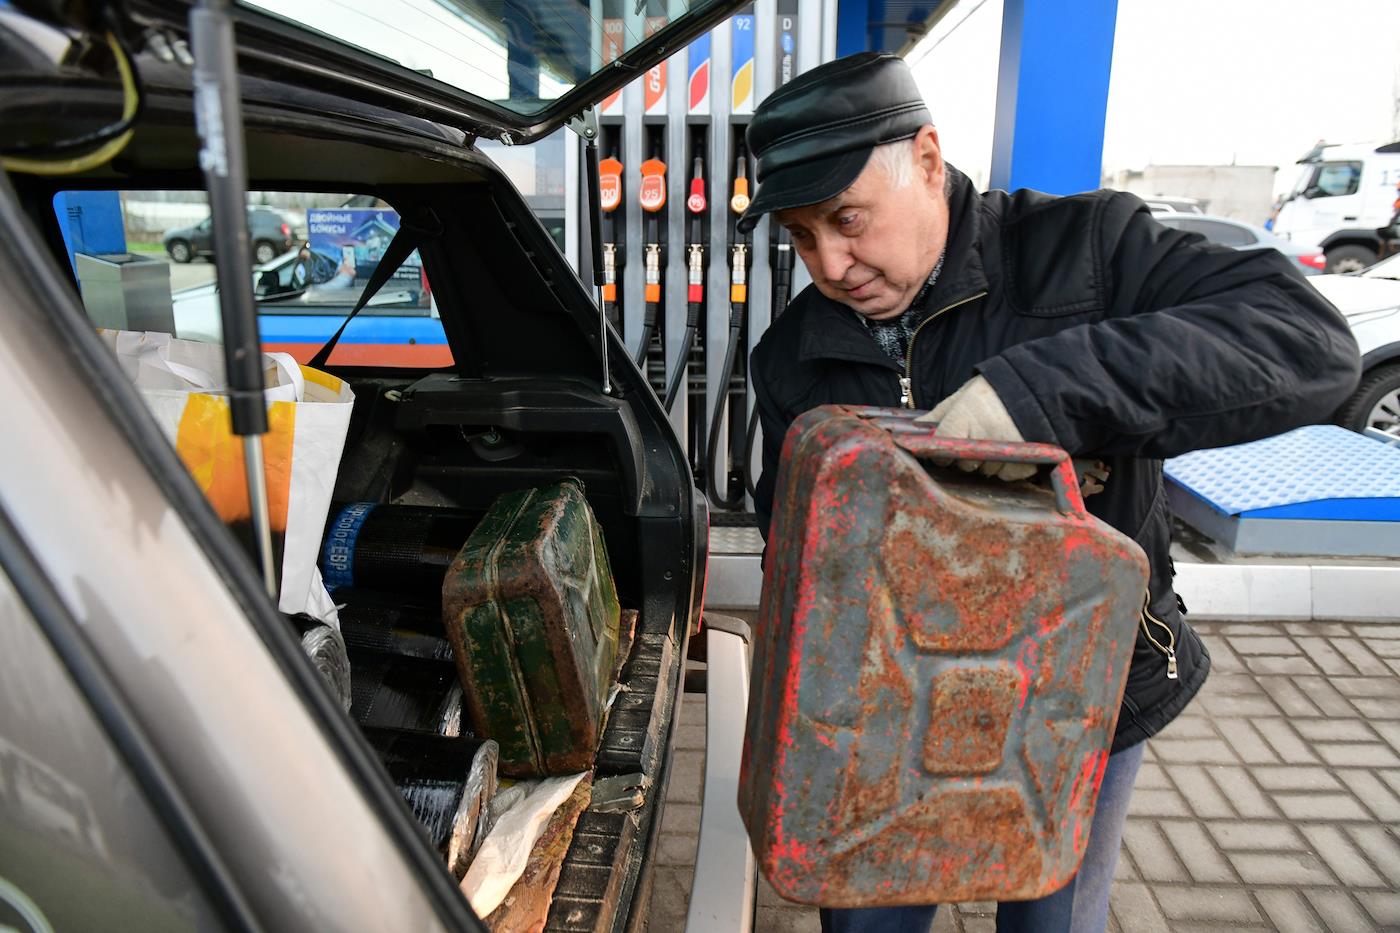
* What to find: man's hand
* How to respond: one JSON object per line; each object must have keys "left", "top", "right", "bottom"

{"left": 915, "top": 375, "right": 1036, "bottom": 481}
{"left": 1076, "top": 459, "right": 1111, "bottom": 497}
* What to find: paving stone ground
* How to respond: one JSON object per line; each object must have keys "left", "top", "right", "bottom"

{"left": 643, "top": 619, "right": 1400, "bottom": 932}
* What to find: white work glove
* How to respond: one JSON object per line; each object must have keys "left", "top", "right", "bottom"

{"left": 915, "top": 375, "right": 1036, "bottom": 481}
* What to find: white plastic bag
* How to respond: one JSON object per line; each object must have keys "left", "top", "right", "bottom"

{"left": 99, "top": 329, "right": 354, "bottom": 623}
{"left": 460, "top": 772, "right": 588, "bottom": 917}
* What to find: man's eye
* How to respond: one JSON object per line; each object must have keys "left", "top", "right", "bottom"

{"left": 837, "top": 213, "right": 860, "bottom": 228}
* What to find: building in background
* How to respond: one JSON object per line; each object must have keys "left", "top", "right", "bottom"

{"left": 1106, "top": 164, "right": 1279, "bottom": 224}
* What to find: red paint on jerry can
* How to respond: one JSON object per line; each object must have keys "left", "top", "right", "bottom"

{"left": 738, "top": 406, "right": 1149, "bottom": 907}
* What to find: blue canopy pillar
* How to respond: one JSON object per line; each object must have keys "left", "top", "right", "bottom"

{"left": 54, "top": 190, "right": 127, "bottom": 272}
{"left": 989, "top": 0, "right": 1118, "bottom": 195}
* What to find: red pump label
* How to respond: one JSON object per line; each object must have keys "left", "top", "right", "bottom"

{"left": 640, "top": 159, "right": 667, "bottom": 212}
{"left": 599, "top": 158, "right": 623, "bottom": 213}
{"left": 687, "top": 178, "right": 706, "bottom": 214}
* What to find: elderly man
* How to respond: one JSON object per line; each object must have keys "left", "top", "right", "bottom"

{"left": 742, "top": 52, "right": 1360, "bottom": 933}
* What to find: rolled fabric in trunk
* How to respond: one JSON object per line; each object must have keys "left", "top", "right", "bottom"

{"left": 321, "top": 503, "right": 484, "bottom": 599}
{"left": 363, "top": 727, "right": 499, "bottom": 871}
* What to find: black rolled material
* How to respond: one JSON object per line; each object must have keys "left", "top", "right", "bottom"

{"left": 321, "top": 503, "right": 483, "bottom": 598}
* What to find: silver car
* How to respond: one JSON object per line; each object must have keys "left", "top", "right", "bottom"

{"left": 1154, "top": 212, "right": 1328, "bottom": 276}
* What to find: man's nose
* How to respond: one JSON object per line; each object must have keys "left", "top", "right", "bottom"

{"left": 812, "top": 234, "right": 854, "bottom": 284}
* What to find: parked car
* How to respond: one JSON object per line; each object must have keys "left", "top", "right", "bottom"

{"left": 171, "top": 247, "right": 445, "bottom": 367}
{"left": 1308, "top": 252, "right": 1400, "bottom": 437}
{"left": 1154, "top": 212, "right": 1327, "bottom": 276}
{"left": 163, "top": 206, "right": 298, "bottom": 265}
{"left": 0, "top": 2, "right": 749, "bottom": 931}
{"left": 1142, "top": 195, "right": 1205, "bottom": 215}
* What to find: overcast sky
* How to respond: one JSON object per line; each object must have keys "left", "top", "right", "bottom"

{"left": 1103, "top": 0, "right": 1400, "bottom": 183}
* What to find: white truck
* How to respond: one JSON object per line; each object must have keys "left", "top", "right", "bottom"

{"left": 1272, "top": 140, "right": 1400, "bottom": 273}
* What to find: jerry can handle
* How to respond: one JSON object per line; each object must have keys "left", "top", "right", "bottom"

{"left": 852, "top": 408, "right": 1085, "bottom": 514}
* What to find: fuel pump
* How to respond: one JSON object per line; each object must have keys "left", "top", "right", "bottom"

{"left": 598, "top": 149, "right": 624, "bottom": 331}
{"left": 636, "top": 145, "right": 667, "bottom": 376}
{"left": 707, "top": 144, "right": 752, "bottom": 510}
{"left": 665, "top": 151, "right": 706, "bottom": 412}
{"left": 741, "top": 3, "right": 800, "bottom": 499}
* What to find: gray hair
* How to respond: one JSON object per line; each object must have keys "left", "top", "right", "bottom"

{"left": 866, "top": 135, "right": 954, "bottom": 197}
{"left": 867, "top": 138, "right": 917, "bottom": 189}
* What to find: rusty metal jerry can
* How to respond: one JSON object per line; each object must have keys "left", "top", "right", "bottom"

{"left": 443, "top": 479, "right": 621, "bottom": 777}
{"left": 738, "top": 406, "right": 1149, "bottom": 906}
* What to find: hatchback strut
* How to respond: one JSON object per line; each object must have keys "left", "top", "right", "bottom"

{"left": 189, "top": 0, "right": 276, "bottom": 595}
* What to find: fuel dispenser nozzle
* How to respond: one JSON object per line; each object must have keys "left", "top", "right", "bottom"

{"left": 636, "top": 154, "right": 667, "bottom": 368}
{"left": 598, "top": 155, "right": 624, "bottom": 331}
{"left": 665, "top": 154, "right": 708, "bottom": 411}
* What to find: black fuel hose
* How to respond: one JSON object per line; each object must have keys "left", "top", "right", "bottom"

{"left": 710, "top": 148, "right": 750, "bottom": 510}
{"left": 633, "top": 309, "right": 656, "bottom": 367}
{"left": 744, "top": 231, "right": 793, "bottom": 498}
{"left": 666, "top": 155, "right": 708, "bottom": 412}
{"left": 664, "top": 301, "right": 701, "bottom": 412}
{"left": 635, "top": 212, "right": 660, "bottom": 369}
{"left": 706, "top": 298, "right": 748, "bottom": 510}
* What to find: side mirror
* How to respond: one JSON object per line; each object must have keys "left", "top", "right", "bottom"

{"left": 254, "top": 268, "right": 308, "bottom": 301}
{"left": 255, "top": 270, "right": 279, "bottom": 297}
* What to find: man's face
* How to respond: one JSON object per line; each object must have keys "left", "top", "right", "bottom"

{"left": 774, "top": 126, "right": 949, "bottom": 320}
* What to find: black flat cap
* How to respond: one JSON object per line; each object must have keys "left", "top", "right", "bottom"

{"left": 738, "top": 52, "right": 932, "bottom": 233}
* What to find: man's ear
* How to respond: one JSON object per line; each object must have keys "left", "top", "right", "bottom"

{"left": 914, "top": 125, "right": 945, "bottom": 194}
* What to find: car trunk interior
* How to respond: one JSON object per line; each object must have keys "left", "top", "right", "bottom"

{"left": 11, "top": 74, "right": 700, "bottom": 933}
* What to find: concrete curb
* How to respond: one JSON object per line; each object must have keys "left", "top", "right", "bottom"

{"left": 708, "top": 554, "right": 1400, "bottom": 622}
{"left": 1175, "top": 562, "right": 1400, "bottom": 622}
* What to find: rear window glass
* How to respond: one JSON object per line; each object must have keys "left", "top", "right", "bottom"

{"left": 53, "top": 189, "right": 452, "bottom": 369}
{"left": 1165, "top": 217, "right": 1256, "bottom": 248}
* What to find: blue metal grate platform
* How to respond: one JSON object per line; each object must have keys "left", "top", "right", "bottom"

{"left": 1166, "top": 426, "right": 1400, "bottom": 557}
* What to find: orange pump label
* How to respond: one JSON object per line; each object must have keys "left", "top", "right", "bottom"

{"left": 730, "top": 177, "right": 750, "bottom": 213}
{"left": 640, "top": 159, "right": 667, "bottom": 212}
{"left": 599, "top": 158, "right": 623, "bottom": 213}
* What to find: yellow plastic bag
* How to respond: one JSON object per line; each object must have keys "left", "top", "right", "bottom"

{"left": 99, "top": 329, "right": 354, "bottom": 622}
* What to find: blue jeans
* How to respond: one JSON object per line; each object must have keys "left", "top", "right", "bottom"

{"left": 819, "top": 741, "right": 1146, "bottom": 933}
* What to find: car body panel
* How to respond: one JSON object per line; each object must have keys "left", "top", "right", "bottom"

{"left": 0, "top": 567, "right": 224, "bottom": 933}
{"left": 1308, "top": 257, "right": 1400, "bottom": 425}
{"left": 0, "top": 178, "right": 469, "bottom": 932}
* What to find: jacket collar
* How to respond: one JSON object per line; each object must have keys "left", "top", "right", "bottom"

{"left": 797, "top": 166, "right": 989, "bottom": 366}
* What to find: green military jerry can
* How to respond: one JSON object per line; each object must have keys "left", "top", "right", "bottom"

{"left": 443, "top": 479, "right": 622, "bottom": 777}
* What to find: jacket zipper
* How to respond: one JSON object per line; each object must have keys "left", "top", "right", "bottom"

{"left": 900, "top": 291, "right": 987, "bottom": 408}
{"left": 1140, "top": 592, "right": 1178, "bottom": 680}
